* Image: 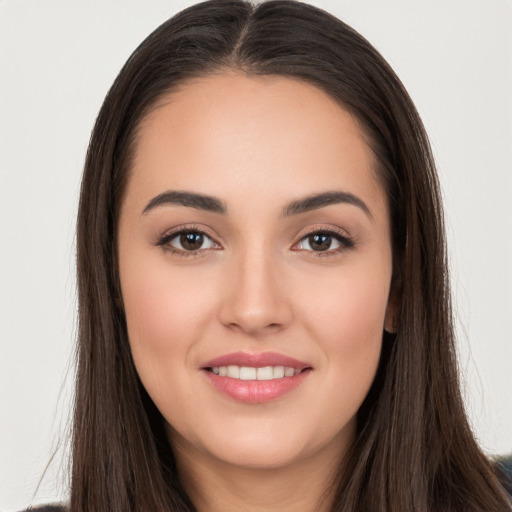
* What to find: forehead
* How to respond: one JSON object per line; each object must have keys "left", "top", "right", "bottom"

{"left": 126, "top": 72, "right": 386, "bottom": 217}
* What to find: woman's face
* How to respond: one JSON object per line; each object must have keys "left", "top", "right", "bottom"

{"left": 118, "top": 73, "right": 394, "bottom": 471}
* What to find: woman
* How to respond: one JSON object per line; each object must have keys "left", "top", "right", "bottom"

{"left": 27, "top": 0, "right": 512, "bottom": 510}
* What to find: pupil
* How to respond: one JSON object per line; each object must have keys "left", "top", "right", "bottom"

{"left": 181, "top": 232, "right": 203, "bottom": 250}
{"left": 310, "top": 234, "right": 331, "bottom": 251}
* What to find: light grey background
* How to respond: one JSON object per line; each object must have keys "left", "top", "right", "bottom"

{"left": 1, "top": 0, "right": 511, "bottom": 510}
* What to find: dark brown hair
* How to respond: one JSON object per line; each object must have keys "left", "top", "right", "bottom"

{"left": 74, "top": 1, "right": 511, "bottom": 510}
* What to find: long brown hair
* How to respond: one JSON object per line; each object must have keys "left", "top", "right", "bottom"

{"left": 74, "top": 1, "right": 511, "bottom": 510}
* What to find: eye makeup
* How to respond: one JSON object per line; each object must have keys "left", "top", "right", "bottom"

{"left": 292, "top": 226, "right": 355, "bottom": 257}
{"left": 155, "top": 224, "right": 221, "bottom": 258}
{"left": 154, "top": 223, "right": 356, "bottom": 259}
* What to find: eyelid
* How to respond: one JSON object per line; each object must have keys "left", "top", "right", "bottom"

{"left": 296, "top": 224, "right": 351, "bottom": 240}
{"left": 155, "top": 223, "right": 355, "bottom": 258}
{"left": 292, "top": 225, "right": 355, "bottom": 255}
{"left": 156, "top": 224, "right": 222, "bottom": 255}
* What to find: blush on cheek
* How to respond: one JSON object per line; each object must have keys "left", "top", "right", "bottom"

{"left": 123, "top": 264, "right": 185, "bottom": 331}
{"left": 308, "top": 280, "right": 388, "bottom": 343}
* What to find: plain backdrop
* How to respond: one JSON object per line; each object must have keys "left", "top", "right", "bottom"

{"left": 1, "top": 0, "right": 511, "bottom": 510}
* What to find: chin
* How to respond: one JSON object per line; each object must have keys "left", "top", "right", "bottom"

{"left": 209, "top": 439, "right": 314, "bottom": 470}
{"left": 167, "top": 414, "right": 354, "bottom": 472}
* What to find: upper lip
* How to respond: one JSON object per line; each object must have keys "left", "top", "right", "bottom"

{"left": 202, "top": 351, "right": 311, "bottom": 370}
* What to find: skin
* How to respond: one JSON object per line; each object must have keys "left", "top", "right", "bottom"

{"left": 118, "top": 72, "right": 394, "bottom": 512}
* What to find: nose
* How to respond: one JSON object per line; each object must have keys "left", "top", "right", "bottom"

{"left": 218, "top": 247, "right": 293, "bottom": 337}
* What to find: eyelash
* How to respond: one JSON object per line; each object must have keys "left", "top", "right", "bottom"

{"left": 295, "top": 227, "right": 355, "bottom": 257}
{"left": 156, "top": 225, "right": 218, "bottom": 259}
{"left": 156, "top": 225, "right": 355, "bottom": 258}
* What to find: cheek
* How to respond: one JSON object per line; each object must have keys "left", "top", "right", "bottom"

{"left": 296, "top": 259, "right": 390, "bottom": 408}
{"left": 120, "top": 255, "right": 220, "bottom": 372}
{"left": 300, "top": 262, "right": 390, "bottom": 349}
{"left": 120, "top": 259, "right": 217, "bottom": 418}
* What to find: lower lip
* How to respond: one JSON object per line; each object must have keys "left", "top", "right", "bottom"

{"left": 203, "top": 369, "right": 311, "bottom": 404}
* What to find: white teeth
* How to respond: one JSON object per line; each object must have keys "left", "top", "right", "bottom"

{"left": 211, "top": 365, "right": 302, "bottom": 380}
{"left": 256, "top": 366, "right": 273, "bottom": 380}
{"left": 240, "top": 367, "right": 257, "bottom": 380}
{"left": 226, "top": 365, "right": 239, "bottom": 378}
{"left": 284, "top": 367, "right": 295, "bottom": 377}
{"left": 273, "top": 366, "right": 285, "bottom": 378}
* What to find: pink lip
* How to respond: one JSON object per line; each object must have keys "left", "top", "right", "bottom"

{"left": 202, "top": 351, "right": 310, "bottom": 370}
{"left": 201, "top": 351, "right": 312, "bottom": 404}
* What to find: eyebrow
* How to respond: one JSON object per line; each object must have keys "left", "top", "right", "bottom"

{"left": 142, "top": 190, "right": 372, "bottom": 219}
{"left": 282, "top": 191, "right": 372, "bottom": 219}
{"left": 143, "top": 190, "right": 226, "bottom": 214}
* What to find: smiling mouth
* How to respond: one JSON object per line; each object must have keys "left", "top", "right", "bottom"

{"left": 203, "top": 366, "right": 312, "bottom": 404}
{"left": 201, "top": 352, "right": 312, "bottom": 403}
{"left": 207, "top": 365, "right": 305, "bottom": 380}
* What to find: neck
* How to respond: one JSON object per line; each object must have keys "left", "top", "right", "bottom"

{"left": 172, "top": 436, "right": 346, "bottom": 512}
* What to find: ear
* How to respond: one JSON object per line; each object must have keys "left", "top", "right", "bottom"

{"left": 384, "top": 283, "right": 401, "bottom": 334}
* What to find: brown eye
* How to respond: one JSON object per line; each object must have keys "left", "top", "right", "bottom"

{"left": 299, "top": 233, "right": 339, "bottom": 252}
{"left": 295, "top": 230, "right": 355, "bottom": 254}
{"left": 180, "top": 232, "right": 204, "bottom": 251}
{"left": 308, "top": 233, "right": 332, "bottom": 251}
{"left": 158, "top": 229, "right": 219, "bottom": 254}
